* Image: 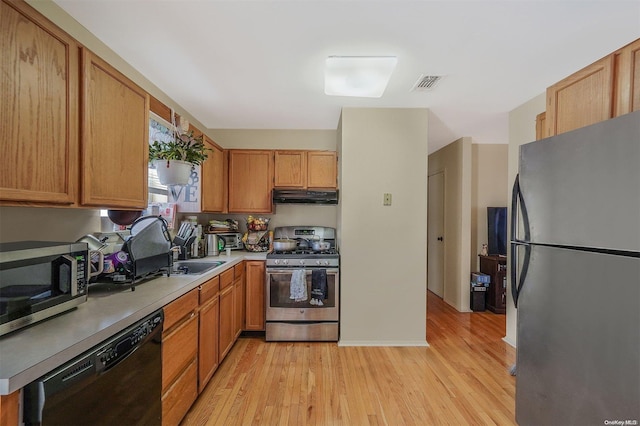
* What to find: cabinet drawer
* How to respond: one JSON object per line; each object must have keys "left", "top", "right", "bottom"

{"left": 162, "top": 313, "right": 198, "bottom": 392}
{"left": 234, "top": 262, "right": 244, "bottom": 280}
{"left": 220, "top": 268, "right": 234, "bottom": 289}
{"left": 199, "top": 275, "right": 220, "bottom": 304}
{"left": 161, "top": 359, "right": 198, "bottom": 426}
{"left": 163, "top": 290, "right": 198, "bottom": 331}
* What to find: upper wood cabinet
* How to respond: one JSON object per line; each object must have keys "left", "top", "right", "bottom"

{"left": 546, "top": 55, "right": 615, "bottom": 137}
{"left": 274, "top": 150, "right": 337, "bottom": 189}
{"left": 80, "top": 49, "right": 149, "bottom": 209}
{"left": 201, "top": 136, "right": 227, "bottom": 213}
{"left": 545, "top": 37, "right": 640, "bottom": 137}
{"left": 307, "top": 151, "right": 337, "bottom": 189}
{"left": 0, "top": 0, "right": 79, "bottom": 205}
{"left": 228, "top": 150, "right": 273, "bottom": 213}
{"left": 535, "top": 112, "right": 547, "bottom": 140}
{"left": 614, "top": 38, "right": 640, "bottom": 116}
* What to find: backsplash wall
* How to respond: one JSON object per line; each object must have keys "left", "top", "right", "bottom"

{"left": 0, "top": 207, "right": 102, "bottom": 243}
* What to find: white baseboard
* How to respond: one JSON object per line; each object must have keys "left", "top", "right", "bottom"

{"left": 338, "top": 340, "right": 429, "bottom": 347}
{"left": 502, "top": 336, "right": 517, "bottom": 348}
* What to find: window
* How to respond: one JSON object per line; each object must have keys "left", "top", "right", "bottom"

{"left": 148, "top": 112, "right": 174, "bottom": 203}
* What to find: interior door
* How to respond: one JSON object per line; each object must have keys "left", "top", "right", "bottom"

{"left": 427, "top": 172, "right": 445, "bottom": 298}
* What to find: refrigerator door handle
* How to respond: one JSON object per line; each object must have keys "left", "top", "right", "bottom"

{"left": 510, "top": 174, "right": 531, "bottom": 308}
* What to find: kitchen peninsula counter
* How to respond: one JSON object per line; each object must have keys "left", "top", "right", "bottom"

{"left": 0, "top": 251, "right": 267, "bottom": 395}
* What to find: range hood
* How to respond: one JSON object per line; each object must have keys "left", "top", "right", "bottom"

{"left": 272, "top": 189, "right": 339, "bottom": 205}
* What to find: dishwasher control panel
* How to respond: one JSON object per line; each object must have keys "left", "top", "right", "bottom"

{"left": 96, "top": 311, "right": 164, "bottom": 370}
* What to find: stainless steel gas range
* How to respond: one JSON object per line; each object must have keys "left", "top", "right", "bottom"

{"left": 265, "top": 226, "right": 339, "bottom": 341}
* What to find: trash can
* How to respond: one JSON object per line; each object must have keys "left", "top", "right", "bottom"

{"left": 470, "top": 272, "right": 490, "bottom": 312}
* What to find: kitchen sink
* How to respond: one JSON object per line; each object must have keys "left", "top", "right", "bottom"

{"left": 172, "top": 261, "right": 226, "bottom": 275}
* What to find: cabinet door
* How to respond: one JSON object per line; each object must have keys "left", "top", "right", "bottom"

{"left": 245, "top": 261, "right": 266, "bottom": 331}
{"left": 233, "top": 276, "right": 245, "bottom": 339}
{"left": 161, "top": 359, "right": 197, "bottom": 426}
{"left": 201, "top": 136, "right": 226, "bottom": 212}
{"left": 198, "top": 295, "right": 219, "bottom": 393}
{"left": 535, "top": 112, "right": 547, "bottom": 140}
{"left": 1, "top": 0, "right": 79, "bottom": 205}
{"left": 228, "top": 150, "right": 273, "bottom": 213}
{"left": 162, "top": 313, "right": 198, "bottom": 392}
{"left": 274, "top": 150, "right": 307, "bottom": 188}
{"left": 614, "top": 38, "right": 640, "bottom": 116}
{"left": 218, "top": 284, "right": 234, "bottom": 362}
{"left": 307, "top": 151, "right": 337, "bottom": 189}
{"left": 0, "top": 390, "right": 20, "bottom": 426}
{"left": 546, "top": 55, "right": 614, "bottom": 136}
{"left": 80, "top": 48, "right": 149, "bottom": 208}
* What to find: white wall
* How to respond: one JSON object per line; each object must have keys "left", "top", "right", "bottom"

{"left": 339, "top": 108, "right": 428, "bottom": 346}
{"left": 505, "top": 93, "right": 546, "bottom": 346}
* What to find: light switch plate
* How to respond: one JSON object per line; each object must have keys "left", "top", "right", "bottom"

{"left": 383, "top": 193, "right": 392, "bottom": 206}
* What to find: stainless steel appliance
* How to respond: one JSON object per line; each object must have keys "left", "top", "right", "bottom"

{"left": 0, "top": 241, "right": 90, "bottom": 337}
{"left": 215, "top": 232, "right": 244, "bottom": 250}
{"left": 23, "top": 309, "right": 163, "bottom": 425}
{"left": 266, "top": 226, "right": 339, "bottom": 341}
{"left": 511, "top": 111, "right": 640, "bottom": 425}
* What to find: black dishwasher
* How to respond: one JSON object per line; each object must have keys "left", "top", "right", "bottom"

{"left": 23, "top": 309, "right": 163, "bottom": 426}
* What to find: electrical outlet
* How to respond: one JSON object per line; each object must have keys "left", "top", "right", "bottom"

{"left": 383, "top": 193, "right": 392, "bottom": 206}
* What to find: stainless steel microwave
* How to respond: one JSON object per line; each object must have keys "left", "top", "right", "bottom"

{"left": 0, "top": 241, "right": 89, "bottom": 337}
{"left": 216, "top": 232, "right": 244, "bottom": 250}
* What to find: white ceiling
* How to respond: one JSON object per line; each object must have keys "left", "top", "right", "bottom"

{"left": 53, "top": 0, "right": 640, "bottom": 153}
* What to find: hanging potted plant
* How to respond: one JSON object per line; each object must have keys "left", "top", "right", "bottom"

{"left": 149, "top": 130, "right": 210, "bottom": 185}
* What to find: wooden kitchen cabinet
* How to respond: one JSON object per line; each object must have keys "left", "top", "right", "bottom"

{"left": 274, "top": 150, "right": 307, "bottom": 188}
{"left": 233, "top": 262, "right": 245, "bottom": 339}
{"left": 545, "top": 37, "right": 640, "bottom": 137}
{"left": 274, "top": 150, "right": 338, "bottom": 189}
{"left": 80, "top": 48, "right": 149, "bottom": 209}
{"left": 0, "top": 0, "right": 79, "bottom": 205}
{"left": 614, "top": 38, "right": 640, "bottom": 116}
{"left": 0, "top": 391, "right": 19, "bottom": 426}
{"left": 244, "top": 260, "right": 266, "bottom": 331}
{"left": 198, "top": 275, "right": 220, "bottom": 393}
{"left": 218, "top": 268, "right": 235, "bottom": 361}
{"left": 535, "top": 112, "right": 547, "bottom": 140}
{"left": 546, "top": 55, "right": 615, "bottom": 137}
{"left": 201, "top": 136, "right": 227, "bottom": 213}
{"left": 228, "top": 150, "right": 274, "bottom": 213}
{"left": 307, "top": 151, "right": 338, "bottom": 189}
{"left": 162, "top": 290, "right": 199, "bottom": 426}
{"left": 479, "top": 255, "right": 507, "bottom": 314}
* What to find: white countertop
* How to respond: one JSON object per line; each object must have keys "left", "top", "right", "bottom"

{"left": 0, "top": 251, "right": 267, "bottom": 395}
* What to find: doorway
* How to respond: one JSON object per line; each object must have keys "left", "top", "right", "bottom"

{"left": 427, "top": 171, "right": 444, "bottom": 298}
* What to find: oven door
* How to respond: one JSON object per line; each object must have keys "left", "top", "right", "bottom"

{"left": 266, "top": 268, "right": 339, "bottom": 321}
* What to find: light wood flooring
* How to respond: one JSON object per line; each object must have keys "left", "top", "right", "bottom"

{"left": 181, "top": 292, "right": 516, "bottom": 425}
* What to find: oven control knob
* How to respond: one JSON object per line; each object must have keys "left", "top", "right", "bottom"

{"left": 324, "top": 260, "right": 330, "bottom": 266}
{"left": 299, "top": 260, "right": 304, "bottom": 265}
{"left": 274, "top": 259, "right": 280, "bottom": 265}
{"left": 283, "top": 259, "right": 289, "bottom": 265}
{"left": 316, "top": 260, "right": 321, "bottom": 265}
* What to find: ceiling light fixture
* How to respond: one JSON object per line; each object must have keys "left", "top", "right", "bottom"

{"left": 324, "top": 56, "right": 397, "bottom": 98}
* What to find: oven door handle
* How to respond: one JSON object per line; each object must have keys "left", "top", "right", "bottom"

{"left": 267, "top": 269, "right": 339, "bottom": 275}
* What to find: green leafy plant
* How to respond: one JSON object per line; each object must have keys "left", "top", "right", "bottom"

{"left": 149, "top": 130, "right": 210, "bottom": 166}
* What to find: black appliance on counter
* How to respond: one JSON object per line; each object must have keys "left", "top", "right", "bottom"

{"left": 266, "top": 226, "right": 339, "bottom": 342}
{"left": 94, "top": 216, "right": 173, "bottom": 287}
{"left": 0, "top": 241, "right": 89, "bottom": 337}
{"left": 23, "top": 309, "right": 164, "bottom": 425}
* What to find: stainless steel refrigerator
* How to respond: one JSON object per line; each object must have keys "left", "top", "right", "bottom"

{"left": 511, "top": 110, "right": 640, "bottom": 426}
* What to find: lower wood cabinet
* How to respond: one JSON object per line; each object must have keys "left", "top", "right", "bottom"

{"left": 161, "top": 290, "right": 199, "bottom": 426}
{"left": 218, "top": 268, "right": 235, "bottom": 362}
{"left": 0, "top": 391, "right": 19, "bottom": 426}
{"left": 198, "top": 276, "right": 220, "bottom": 393}
{"left": 233, "top": 263, "right": 245, "bottom": 339}
{"left": 244, "top": 261, "right": 266, "bottom": 331}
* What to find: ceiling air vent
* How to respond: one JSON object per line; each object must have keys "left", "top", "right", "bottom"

{"left": 411, "top": 75, "right": 443, "bottom": 92}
